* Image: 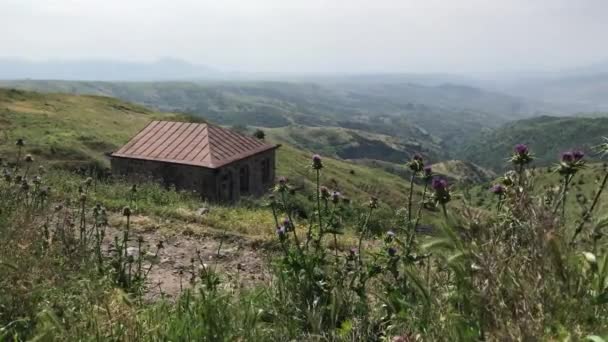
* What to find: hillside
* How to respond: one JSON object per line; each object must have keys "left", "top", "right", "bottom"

{"left": 0, "top": 79, "right": 543, "bottom": 152}
{"left": 429, "top": 160, "right": 496, "bottom": 185}
{"left": 0, "top": 87, "right": 418, "bottom": 206}
{"left": 266, "top": 125, "right": 443, "bottom": 163}
{"left": 455, "top": 115, "right": 608, "bottom": 171}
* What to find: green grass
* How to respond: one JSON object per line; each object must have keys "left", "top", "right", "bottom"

{"left": 0, "top": 88, "right": 189, "bottom": 168}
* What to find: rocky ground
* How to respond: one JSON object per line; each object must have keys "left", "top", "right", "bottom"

{"left": 103, "top": 214, "right": 270, "bottom": 300}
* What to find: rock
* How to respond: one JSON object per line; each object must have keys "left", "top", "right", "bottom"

{"left": 126, "top": 247, "right": 139, "bottom": 256}
{"left": 196, "top": 207, "right": 210, "bottom": 215}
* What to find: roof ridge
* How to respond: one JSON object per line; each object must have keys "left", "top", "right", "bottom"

{"left": 112, "top": 120, "right": 278, "bottom": 169}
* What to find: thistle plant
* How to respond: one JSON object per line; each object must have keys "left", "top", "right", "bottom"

{"left": 554, "top": 149, "right": 586, "bottom": 219}
{"left": 406, "top": 154, "right": 425, "bottom": 225}
{"left": 572, "top": 140, "right": 608, "bottom": 244}
{"left": 510, "top": 144, "right": 533, "bottom": 186}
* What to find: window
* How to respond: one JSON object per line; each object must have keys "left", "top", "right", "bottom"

{"left": 239, "top": 166, "right": 250, "bottom": 194}
{"left": 261, "top": 159, "right": 271, "bottom": 183}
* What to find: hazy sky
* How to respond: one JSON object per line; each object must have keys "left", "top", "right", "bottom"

{"left": 2, "top": 0, "right": 607, "bottom": 73}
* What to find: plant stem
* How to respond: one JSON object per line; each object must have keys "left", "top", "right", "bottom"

{"left": 571, "top": 171, "right": 608, "bottom": 243}
{"left": 407, "top": 173, "right": 415, "bottom": 227}
{"left": 357, "top": 207, "right": 374, "bottom": 267}
{"left": 408, "top": 182, "right": 428, "bottom": 254}
{"left": 316, "top": 169, "right": 322, "bottom": 235}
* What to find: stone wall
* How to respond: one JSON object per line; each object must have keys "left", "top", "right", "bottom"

{"left": 110, "top": 149, "right": 276, "bottom": 202}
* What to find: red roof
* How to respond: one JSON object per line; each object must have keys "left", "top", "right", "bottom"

{"left": 112, "top": 121, "right": 278, "bottom": 169}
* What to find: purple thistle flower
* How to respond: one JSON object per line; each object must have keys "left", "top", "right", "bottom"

{"left": 431, "top": 177, "right": 448, "bottom": 191}
{"left": 490, "top": 184, "right": 505, "bottom": 195}
{"left": 424, "top": 166, "right": 432, "bottom": 176}
{"left": 573, "top": 150, "right": 585, "bottom": 161}
{"left": 561, "top": 151, "right": 574, "bottom": 163}
{"left": 515, "top": 144, "right": 528, "bottom": 155}
{"left": 276, "top": 225, "right": 286, "bottom": 237}
{"left": 413, "top": 154, "right": 423, "bottom": 161}
{"left": 312, "top": 154, "right": 323, "bottom": 170}
{"left": 388, "top": 247, "right": 397, "bottom": 257}
{"left": 350, "top": 247, "right": 357, "bottom": 255}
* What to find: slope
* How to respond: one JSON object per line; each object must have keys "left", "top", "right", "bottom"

{"left": 455, "top": 115, "right": 608, "bottom": 171}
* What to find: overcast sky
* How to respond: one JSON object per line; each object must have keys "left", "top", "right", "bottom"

{"left": 2, "top": 0, "right": 607, "bottom": 73}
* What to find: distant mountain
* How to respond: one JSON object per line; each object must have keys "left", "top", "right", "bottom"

{"left": 454, "top": 115, "right": 608, "bottom": 171}
{"left": 0, "top": 58, "right": 217, "bottom": 81}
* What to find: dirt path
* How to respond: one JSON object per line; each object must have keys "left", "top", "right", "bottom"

{"left": 103, "top": 215, "right": 271, "bottom": 300}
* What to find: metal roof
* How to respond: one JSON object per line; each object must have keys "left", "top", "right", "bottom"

{"left": 111, "top": 121, "right": 278, "bottom": 169}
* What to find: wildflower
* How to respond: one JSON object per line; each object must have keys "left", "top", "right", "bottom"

{"left": 24, "top": 154, "right": 33, "bottom": 163}
{"left": 490, "top": 184, "right": 505, "bottom": 195}
{"left": 320, "top": 186, "right": 330, "bottom": 200}
{"left": 407, "top": 153, "right": 424, "bottom": 173}
{"left": 122, "top": 206, "right": 132, "bottom": 217}
{"left": 331, "top": 191, "right": 341, "bottom": 204}
{"left": 276, "top": 176, "right": 288, "bottom": 192}
{"left": 385, "top": 230, "right": 396, "bottom": 243}
{"left": 557, "top": 149, "right": 586, "bottom": 175}
{"left": 15, "top": 139, "right": 24, "bottom": 147}
{"left": 423, "top": 166, "right": 433, "bottom": 181}
{"left": 515, "top": 144, "right": 528, "bottom": 155}
{"left": 369, "top": 196, "right": 379, "bottom": 209}
{"left": 311, "top": 154, "right": 323, "bottom": 170}
{"left": 346, "top": 248, "right": 357, "bottom": 261}
{"left": 510, "top": 144, "right": 533, "bottom": 166}
{"left": 282, "top": 217, "right": 293, "bottom": 232}
{"left": 431, "top": 177, "right": 451, "bottom": 205}
{"left": 388, "top": 247, "right": 397, "bottom": 257}
{"left": 276, "top": 225, "right": 286, "bottom": 240}
{"left": 431, "top": 178, "right": 448, "bottom": 191}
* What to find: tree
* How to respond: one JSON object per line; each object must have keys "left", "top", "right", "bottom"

{"left": 253, "top": 129, "right": 265, "bottom": 140}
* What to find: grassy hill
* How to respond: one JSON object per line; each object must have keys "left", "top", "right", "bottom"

{"left": 0, "top": 88, "right": 189, "bottom": 169}
{"left": 455, "top": 115, "right": 608, "bottom": 171}
{"left": 0, "top": 87, "right": 419, "bottom": 207}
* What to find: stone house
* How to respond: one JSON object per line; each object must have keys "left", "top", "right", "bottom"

{"left": 111, "top": 121, "right": 279, "bottom": 202}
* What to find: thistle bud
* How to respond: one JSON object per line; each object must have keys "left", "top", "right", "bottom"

{"left": 311, "top": 154, "right": 323, "bottom": 170}
{"left": 122, "top": 206, "right": 132, "bottom": 217}
{"left": 24, "top": 154, "right": 33, "bottom": 163}
{"left": 369, "top": 196, "right": 379, "bottom": 209}
{"left": 15, "top": 139, "right": 24, "bottom": 147}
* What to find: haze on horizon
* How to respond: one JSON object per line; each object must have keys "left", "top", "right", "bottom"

{"left": 2, "top": 0, "right": 608, "bottom": 74}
